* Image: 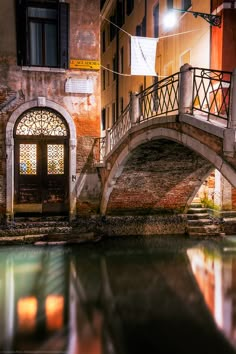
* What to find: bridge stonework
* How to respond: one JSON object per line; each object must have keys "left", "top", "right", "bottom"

{"left": 98, "top": 116, "right": 236, "bottom": 216}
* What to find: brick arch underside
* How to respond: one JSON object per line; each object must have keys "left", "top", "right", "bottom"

{"left": 106, "top": 139, "right": 213, "bottom": 215}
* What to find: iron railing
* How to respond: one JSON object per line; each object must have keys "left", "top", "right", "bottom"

{"left": 94, "top": 67, "right": 233, "bottom": 164}
{"left": 137, "top": 72, "right": 180, "bottom": 121}
{"left": 109, "top": 102, "right": 132, "bottom": 151}
{"left": 191, "top": 67, "right": 232, "bottom": 126}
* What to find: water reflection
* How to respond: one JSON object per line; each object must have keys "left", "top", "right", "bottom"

{"left": 0, "top": 238, "right": 235, "bottom": 354}
{"left": 188, "top": 244, "right": 236, "bottom": 350}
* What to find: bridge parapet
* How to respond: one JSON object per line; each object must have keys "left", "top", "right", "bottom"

{"left": 96, "top": 65, "right": 236, "bottom": 163}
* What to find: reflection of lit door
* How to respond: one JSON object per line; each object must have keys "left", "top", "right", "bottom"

{"left": 14, "top": 109, "right": 69, "bottom": 215}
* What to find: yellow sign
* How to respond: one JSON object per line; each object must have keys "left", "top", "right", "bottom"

{"left": 70, "top": 59, "right": 100, "bottom": 70}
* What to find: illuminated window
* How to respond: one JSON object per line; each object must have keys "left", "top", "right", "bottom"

{"left": 20, "top": 144, "right": 37, "bottom": 175}
{"left": 16, "top": 109, "right": 68, "bottom": 136}
{"left": 45, "top": 295, "right": 64, "bottom": 331}
{"left": 164, "top": 61, "right": 174, "bottom": 76}
{"left": 180, "top": 49, "right": 191, "bottom": 66}
{"left": 47, "top": 144, "right": 64, "bottom": 175}
{"left": 17, "top": 296, "right": 38, "bottom": 332}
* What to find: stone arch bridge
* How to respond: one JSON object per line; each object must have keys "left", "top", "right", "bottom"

{"left": 96, "top": 65, "right": 236, "bottom": 216}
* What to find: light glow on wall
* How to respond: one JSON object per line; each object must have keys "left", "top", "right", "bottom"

{"left": 45, "top": 295, "right": 64, "bottom": 331}
{"left": 17, "top": 296, "right": 38, "bottom": 332}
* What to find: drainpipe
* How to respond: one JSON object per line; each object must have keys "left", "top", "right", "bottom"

{"left": 144, "top": 0, "right": 147, "bottom": 89}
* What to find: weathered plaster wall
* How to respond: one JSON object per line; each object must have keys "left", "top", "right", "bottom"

{"left": 0, "top": 0, "right": 101, "bottom": 218}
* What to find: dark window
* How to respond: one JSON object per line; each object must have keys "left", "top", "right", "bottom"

{"left": 101, "top": 108, "right": 106, "bottom": 130}
{"left": 141, "top": 16, "right": 146, "bottom": 36}
{"left": 182, "top": 0, "right": 191, "bottom": 10}
{"left": 120, "top": 47, "right": 124, "bottom": 73}
{"left": 120, "top": 97, "right": 124, "bottom": 114}
{"left": 136, "top": 25, "right": 142, "bottom": 36}
{"left": 117, "top": 0, "right": 125, "bottom": 27}
{"left": 102, "top": 69, "right": 106, "bottom": 90}
{"left": 153, "top": 3, "right": 159, "bottom": 38}
{"left": 112, "top": 102, "right": 116, "bottom": 124}
{"left": 136, "top": 17, "right": 146, "bottom": 37}
{"left": 102, "top": 29, "right": 106, "bottom": 52}
{"left": 126, "top": 0, "right": 134, "bottom": 15}
{"left": 167, "top": 0, "right": 173, "bottom": 9}
{"left": 112, "top": 54, "right": 117, "bottom": 81}
{"left": 15, "top": 0, "right": 69, "bottom": 68}
{"left": 109, "top": 15, "right": 116, "bottom": 42}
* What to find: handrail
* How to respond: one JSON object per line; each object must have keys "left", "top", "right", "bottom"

{"left": 191, "top": 67, "right": 232, "bottom": 126}
{"left": 95, "top": 67, "right": 233, "bottom": 163}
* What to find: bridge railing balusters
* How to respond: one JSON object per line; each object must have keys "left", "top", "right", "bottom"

{"left": 94, "top": 66, "right": 234, "bottom": 164}
{"left": 137, "top": 72, "right": 180, "bottom": 120}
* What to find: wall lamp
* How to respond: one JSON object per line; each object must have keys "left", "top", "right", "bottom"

{"left": 172, "top": 8, "right": 221, "bottom": 27}
{"left": 163, "top": 8, "right": 221, "bottom": 29}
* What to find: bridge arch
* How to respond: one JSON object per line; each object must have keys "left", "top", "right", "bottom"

{"left": 101, "top": 127, "right": 236, "bottom": 215}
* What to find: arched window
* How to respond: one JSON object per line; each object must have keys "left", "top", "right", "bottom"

{"left": 15, "top": 109, "right": 68, "bottom": 136}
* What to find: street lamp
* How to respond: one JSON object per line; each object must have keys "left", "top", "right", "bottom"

{"left": 164, "top": 8, "right": 221, "bottom": 29}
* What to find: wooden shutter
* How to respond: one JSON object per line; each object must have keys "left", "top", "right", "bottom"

{"left": 58, "top": 2, "right": 69, "bottom": 69}
{"left": 15, "top": 0, "right": 27, "bottom": 66}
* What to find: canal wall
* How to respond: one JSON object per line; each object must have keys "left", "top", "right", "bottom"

{"left": 72, "top": 214, "right": 188, "bottom": 236}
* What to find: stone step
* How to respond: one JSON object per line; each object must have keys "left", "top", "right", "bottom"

{"left": 187, "top": 213, "right": 210, "bottom": 220}
{"left": 188, "top": 224, "right": 220, "bottom": 234}
{"left": 190, "top": 203, "right": 203, "bottom": 208}
{"left": 187, "top": 207, "right": 208, "bottom": 214}
{"left": 188, "top": 231, "right": 221, "bottom": 237}
{"left": 187, "top": 219, "right": 213, "bottom": 226}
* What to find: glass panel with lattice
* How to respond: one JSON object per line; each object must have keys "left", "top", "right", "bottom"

{"left": 47, "top": 144, "right": 64, "bottom": 175}
{"left": 16, "top": 110, "right": 67, "bottom": 136}
{"left": 19, "top": 144, "right": 37, "bottom": 175}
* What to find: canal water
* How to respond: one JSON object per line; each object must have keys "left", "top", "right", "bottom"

{"left": 0, "top": 235, "right": 236, "bottom": 354}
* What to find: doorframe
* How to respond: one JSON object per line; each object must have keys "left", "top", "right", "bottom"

{"left": 6, "top": 98, "right": 77, "bottom": 221}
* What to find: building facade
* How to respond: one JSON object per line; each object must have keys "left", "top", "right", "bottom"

{"left": 100, "top": 0, "right": 211, "bottom": 130}
{"left": 0, "top": 0, "right": 101, "bottom": 221}
{"left": 100, "top": 0, "right": 236, "bottom": 213}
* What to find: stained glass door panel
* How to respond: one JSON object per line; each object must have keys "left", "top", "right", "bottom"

{"left": 15, "top": 140, "right": 69, "bottom": 214}
{"left": 42, "top": 143, "right": 68, "bottom": 213}
{"left": 15, "top": 142, "right": 41, "bottom": 205}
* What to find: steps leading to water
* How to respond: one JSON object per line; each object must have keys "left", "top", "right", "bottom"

{"left": 187, "top": 202, "right": 222, "bottom": 237}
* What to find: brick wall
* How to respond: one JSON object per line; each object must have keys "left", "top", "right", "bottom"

{"left": 106, "top": 139, "right": 212, "bottom": 215}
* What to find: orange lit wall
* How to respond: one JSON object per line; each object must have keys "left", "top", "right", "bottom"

{"left": 211, "top": 4, "right": 236, "bottom": 71}
{"left": 17, "top": 296, "right": 38, "bottom": 332}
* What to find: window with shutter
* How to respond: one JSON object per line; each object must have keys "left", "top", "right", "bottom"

{"left": 15, "top": 0, "right": 69, "bottom": 68}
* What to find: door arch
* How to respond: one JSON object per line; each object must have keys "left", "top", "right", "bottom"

{"left": 14, "top": 108, "right": 70, "bottom": 215}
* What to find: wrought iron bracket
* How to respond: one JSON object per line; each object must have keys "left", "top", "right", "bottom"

{"left": 173, "top": 8, "right": 221, "bottom": 27}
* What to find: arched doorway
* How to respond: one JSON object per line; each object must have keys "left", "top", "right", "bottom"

{"left": 14, "top": 108, "right": 69, "bottom": 215}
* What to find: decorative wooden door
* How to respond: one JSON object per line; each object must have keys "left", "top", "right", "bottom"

{"left": 14, "top": 109, "right": 69, "bottom": 215}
